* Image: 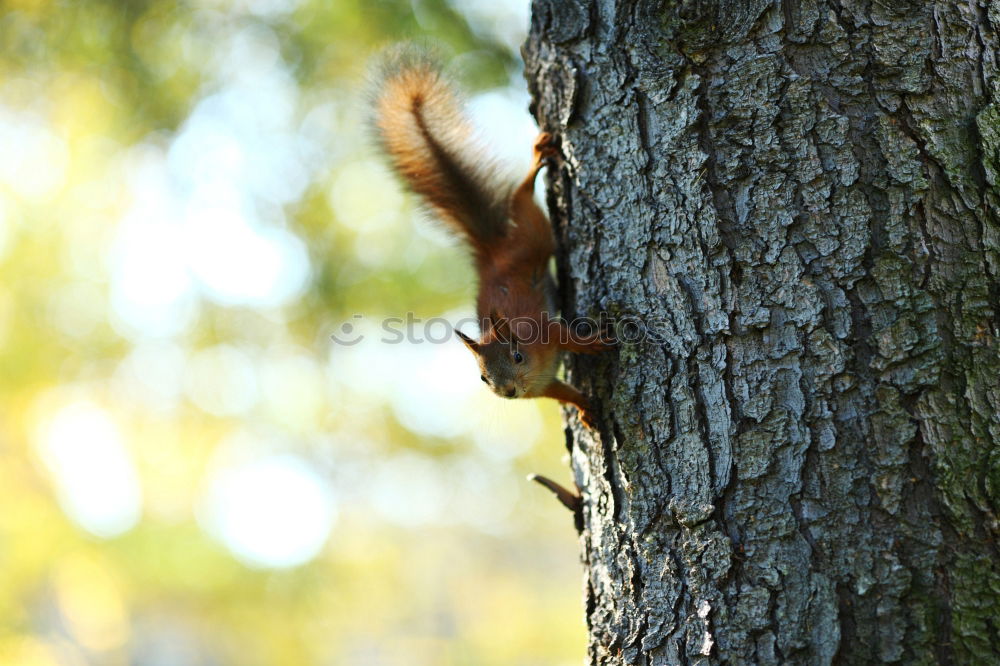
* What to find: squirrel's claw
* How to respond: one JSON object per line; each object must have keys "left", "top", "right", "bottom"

{"left": 533, "top": 131, "right": 561, "bottom": 167}
{"left": 588, "top": 340, "right": 618, "bottom": 354}
{"left": 579, "top": 407, "right": 600, "bottom": 431}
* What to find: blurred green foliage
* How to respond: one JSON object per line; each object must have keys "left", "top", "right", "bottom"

{"left": 0, "top": 0, "right": 584, "bottom": 664}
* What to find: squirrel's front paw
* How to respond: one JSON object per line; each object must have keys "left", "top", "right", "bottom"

{"left": 533, "top": 132, "right": 560, "bottom": 162}
{"left": 578, "top": 407, "right": 599, "bottom": 431}
{"left": 590, "top": 338, "right": 618, "bottom": 353}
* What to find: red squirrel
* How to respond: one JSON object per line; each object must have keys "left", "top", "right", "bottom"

{"left": 370, "top": 47, "right": 612, "bottom": 429}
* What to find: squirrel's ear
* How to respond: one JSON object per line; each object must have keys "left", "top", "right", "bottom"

{"left": 455, "top": 329, "right": 480, "bottom": 353}
{"left": 488, "top": 309, "right": 514, "bottom": 343}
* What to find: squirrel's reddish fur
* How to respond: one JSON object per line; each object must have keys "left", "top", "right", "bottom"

{"left": 370, "top": 47, "right": 612, "bottom": 429}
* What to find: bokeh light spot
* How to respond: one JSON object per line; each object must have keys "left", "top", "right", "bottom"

{"left": 200, "top": 455, "right": 335, "bottom": 568}
{"left": 34, "top": 401, "right": 143, "bottom": 538}
{"left": 0, "top": 108, "right": 69, "bottom": 200}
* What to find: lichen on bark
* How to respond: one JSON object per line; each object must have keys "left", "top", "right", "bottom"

{"left": 524, "top": 0, "right": 1000, "bottom": 663}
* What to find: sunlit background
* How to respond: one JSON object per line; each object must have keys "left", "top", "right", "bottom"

{"left": 0, "top": 0, "right": 586, "bottom": 663}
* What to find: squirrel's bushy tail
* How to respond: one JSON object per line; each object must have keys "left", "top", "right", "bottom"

{"left": 369, "top": 46, "right": 511, "bottom": 251}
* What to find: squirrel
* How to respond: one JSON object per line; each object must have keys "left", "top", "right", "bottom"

{"left": 369, "top": 46, "right": 613, "bottom": 429}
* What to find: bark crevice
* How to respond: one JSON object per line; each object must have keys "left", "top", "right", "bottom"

{"left": 525, "top": 0, "right": 1000, "bottom": 663}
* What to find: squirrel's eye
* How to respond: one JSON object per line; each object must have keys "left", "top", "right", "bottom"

{"left": 480, "top": 375, "right": 488, "bottom": 383}
{"left": 513, "top": 351, "right": 524, "bottom": 364}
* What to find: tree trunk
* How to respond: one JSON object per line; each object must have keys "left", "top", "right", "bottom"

{"left": 523, "top": 1, "right": 1000, "bottom": 663}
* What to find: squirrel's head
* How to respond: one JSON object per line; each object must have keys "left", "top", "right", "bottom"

{"left": 456, "top": 313, "right": 537, "bottom": 399}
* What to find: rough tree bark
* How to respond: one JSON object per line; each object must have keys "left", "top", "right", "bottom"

{"left": 523, "top": 1, "right": 1000, "bottom": 663}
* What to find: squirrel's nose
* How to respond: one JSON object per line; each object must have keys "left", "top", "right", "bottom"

{"left": 505, "top": 387, "right": 517, "bottom": 398}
